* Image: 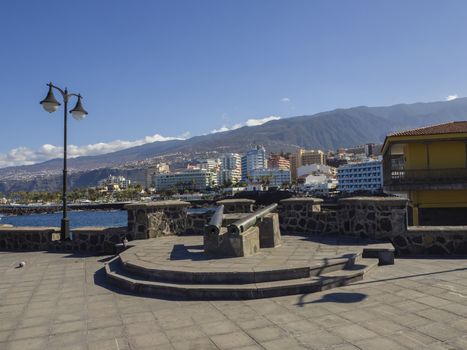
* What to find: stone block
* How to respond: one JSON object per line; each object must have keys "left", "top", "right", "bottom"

{"left": 220, "top": 226, "right": 260, "bottom": 257}
{"left": 378, "top": 250, "right": 395, "bottom": 265}
{"left": 258, "top": 213, "right": 282, "bottom": 248}
{"left": 204, "top": 227, "right": 227, "bottom": 255}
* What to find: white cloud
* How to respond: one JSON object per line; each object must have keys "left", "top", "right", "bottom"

{"left": 245, "top": 116, "right": 281, "bottom": 126}
{"left": 0, "top": 132, "right": 189, "bottom": 168}
{"left": 210, "top": 126, "right": 232, "bottom": 133}
{"left": 211, "top": 115, "right": 281, "bottom": 133}
{"left": 446, "top": 94, "right": 458, "bottom": 101}
{"left": 280, "top": 97, "right": 291, "bottom": 103}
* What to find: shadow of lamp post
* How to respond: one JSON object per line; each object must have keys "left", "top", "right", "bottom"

{"left": 40, "top": 82, "right": 88, "bottom": 240}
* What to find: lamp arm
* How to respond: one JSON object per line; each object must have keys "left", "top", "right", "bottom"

{"left": 67, "top": 93, "right": 82, "bottom": 99}
{"left": 47, "top": 83, "right": 81, "bottom": 102}
{"left": 47, "top": 82, "right": 66, "bottom": 98}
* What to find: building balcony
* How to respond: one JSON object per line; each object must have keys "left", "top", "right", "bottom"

{"left": 384, "top": 168, "right": 467, "bottom": 191}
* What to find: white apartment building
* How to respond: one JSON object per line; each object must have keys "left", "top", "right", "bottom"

{"left": 297, "top": 164, "right": 335, "bottom": 178}
{"left": 198, "top": 159, "right": 220, "bottom": 172}
{"left": 301, "top": 174, "right": 338, "bottom": 195}
{"left": 337, "top": 160, "right": 383, "bottom": 193}
{"left": 241, "top": 146, "right": 267, "bottom": 180}
{"left": 154, "top": 169, "right": 216, "bottom": 192}
{"left": 249, "top": 168, "right": 291, "bottom": 187}
{"left": 98, "top": 175, "right": 131, "bottom": 189}
{"left": 218, "top": 153, "right": 241, "bottom": 186}
{"left": 145, "top": 163, "right": 170, "bottom": 188}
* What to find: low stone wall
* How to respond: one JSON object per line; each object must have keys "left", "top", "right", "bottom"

{"left": 279, "top": 198, "right": 324, "bottom": 234}
{"left": 126, "top": 201, "right": 190, "bottom": 239}
{"left": 338, "top": 197, "right": 407, "bottom": 240}
{"left": 0, "top": 227, "right": 57, "bottom": 251}
{"left": 186, "top": 209, "right": 215, "bottom": 235}
{"left": 279, "top": 197, "right": 408, "bottom": 240}
{"left": 394, "top": 226, "right": 467, "bottom": 255}
{"left": 216, "top": 199, "right": 255, "bottom": 213}
{"left": 278, "top": 196, "right": 467, "bottom": 255}
{"left": 2, "top": 198, "right": 466, "bottom": 256}
{"left": 0, "top": 226, "right": 129, "bottom": 254}
{"left": 305, "top": 210, "right": 340, "bottom": 235}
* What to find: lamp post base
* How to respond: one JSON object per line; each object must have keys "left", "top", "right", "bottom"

{"left": 61, "top": 218, "right": 70, "bottom": 241}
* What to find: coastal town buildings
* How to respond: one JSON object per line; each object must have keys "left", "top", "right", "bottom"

{"left": 337, "top": 159, "right": 383, "bottom": 193}
{"left": 98, "top": 175, "right": 131, "bottom": 190}
{"left": 290, "top": 149, "right": 325, "bottom": 181}
{"left": 241, "top": 146, "right": 267, "bottom": 180}
{"left": 218, "top": 153, "right": 241, "bottom": 186}
{"left": 268, "top": 154, "right": 290, "bottom": 170}
{"left": 382, "top": 121, "right": 467, "bottom": 225}
{"left": 154, "top": 169, "right": 217, "bottom": 192}
{"left": 145, "top": 163, "right": 170, "bottom": 189}
{"left": 297, "top": 164, "right": 335, "bottom": 178}
{"left": 249, "top": 167, "right": 291, "bottom": 187}
{"left": 297, "top": 164, "right": 337, "bottom": 194}
{"left": 197, "top": 158, "right": 220, "bottom": 172}
{"left": 300, "top": 174, "right": 337, "bottom": 195}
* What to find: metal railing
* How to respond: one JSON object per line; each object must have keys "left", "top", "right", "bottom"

{"left": 385, "top": 168, "right": 467, "bottom": 186}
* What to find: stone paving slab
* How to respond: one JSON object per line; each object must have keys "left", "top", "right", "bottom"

{"left": 1, "top": 250, "right": 467, "bottom": 349}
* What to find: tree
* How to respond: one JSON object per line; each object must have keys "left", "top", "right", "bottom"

{"left": 222, "top": 179, "right": 233, "bottom": 188}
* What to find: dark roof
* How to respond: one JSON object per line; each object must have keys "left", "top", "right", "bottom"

{"left": 389, "top": 121, "right": 467, "bottom": 137}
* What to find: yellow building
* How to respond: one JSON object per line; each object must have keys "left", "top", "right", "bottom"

{"left": 382, "top": 121, "right": 467, "bottom": 225}
{"left": 290, "top": 149, "right": 325, "bottom": 181}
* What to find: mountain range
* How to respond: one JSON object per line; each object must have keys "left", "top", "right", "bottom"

{"left": 1, "top": 97, "right": 467, "bottom": 193}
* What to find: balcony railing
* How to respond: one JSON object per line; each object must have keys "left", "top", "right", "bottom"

{"left": 385, "top": 168, "right": 467, "bottom": 186}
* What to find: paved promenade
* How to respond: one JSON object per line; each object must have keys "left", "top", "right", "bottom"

{"left": 1, "top": 250, "right": 467, "bottom": 349}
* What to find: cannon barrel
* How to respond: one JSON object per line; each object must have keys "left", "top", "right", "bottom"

{"left": 205, "top": 205, "right": 224, "bottom": 235}
{"left": 227, "top": 203, "right": 278, "bottom": 235}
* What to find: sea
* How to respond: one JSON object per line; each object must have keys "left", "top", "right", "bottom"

{"left": 0, "top": 208, "right": 211, "bottom": 229}
{"left": 0, "top": 210, "right": 127, "bottom": 229}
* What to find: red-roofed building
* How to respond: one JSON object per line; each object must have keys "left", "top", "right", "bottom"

{"left": 382, "top": 121, "right": 467, "bottom": 225}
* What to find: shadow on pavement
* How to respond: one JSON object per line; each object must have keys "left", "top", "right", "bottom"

{"left": 296, "top": 292, "right": 367, "bottom": 307}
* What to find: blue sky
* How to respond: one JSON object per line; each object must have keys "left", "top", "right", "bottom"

{"left": 1, "top": 0, "right": 467, "bottom": 167}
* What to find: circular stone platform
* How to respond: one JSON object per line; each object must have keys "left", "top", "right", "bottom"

{"left": 105, "top": 234, "right": 394, "bottom": 299}
{"left": 122, "top": 235, "right": 368, "bottom": 272}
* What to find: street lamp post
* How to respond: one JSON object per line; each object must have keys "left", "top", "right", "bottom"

{"left": 40, "top": 82, "right": 88, "bottom": 240}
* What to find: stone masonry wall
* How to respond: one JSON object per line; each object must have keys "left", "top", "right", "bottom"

{"left": 279, "top": 197, "right": 347, "bottom": 235}
{"left": 126, "top": 201, "right": 190, "bottom": 239}
{"left": 216, "top": 199, "right": 255, "bottom": 214}
{"left": 0, "top": 226, "right": 129, "bottom": 254}
{"left": 2, "top": 198, "right": 467, "bottom": 255}
{"left": 337, "top": 198, "right": 407, "bottom": 240}
{"left": 279, "top": 197, "right": 407, "bottom": 240}
{"left": 394, "top": 226, "right": 467, "bottom": 255}
{"left": 186, "top": 209, "right": 215, "bottom": 235}
{"left": 278, "top": 196, "right": 467, "bottom": 255}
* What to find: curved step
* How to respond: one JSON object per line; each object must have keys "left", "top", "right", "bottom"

{"left": 105, "top": 256, "right": 377, "bottom": 300}
{"left": 119, "top": 252, "right": 361, "bottom": 284}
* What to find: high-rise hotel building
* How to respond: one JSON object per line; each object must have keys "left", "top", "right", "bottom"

{"left": 218, "top": 153, "right": 241, "bottom": 186}
{"left": 241, "top": 146, "right": 267, "bottom": 180}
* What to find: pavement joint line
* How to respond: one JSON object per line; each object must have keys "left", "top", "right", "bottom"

{"left": 209, "top": 300, "right": 266, "bottom": 349}
{"left": 2, "top": 251, "right": 467, "bottom": 349}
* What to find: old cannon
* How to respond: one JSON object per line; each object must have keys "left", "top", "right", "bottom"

{"left": 204, "top": 203, "right": 282, "bottom": 257}
{"left": 227, "top": 203, "right": 278, "bottom": 236}
{"left": 204, "top": 205, "right": 225, "bottom": 254}
{"left": 205, "top": 205, "right": 224, "bottom": 236}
